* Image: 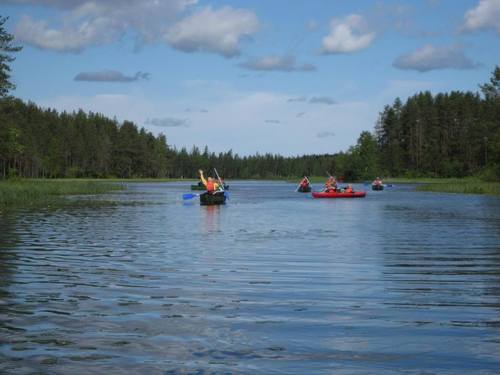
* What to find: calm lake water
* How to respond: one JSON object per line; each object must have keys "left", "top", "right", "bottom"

{"left": 1, "top": 181, "right": 499, "bottom": 374}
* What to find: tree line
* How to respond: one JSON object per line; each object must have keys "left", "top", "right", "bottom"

{"left": 375, "top": 70, "right": 500, "bottom": 179}
{"left": 1, "top": 69, "right": 499, "bottom": 180}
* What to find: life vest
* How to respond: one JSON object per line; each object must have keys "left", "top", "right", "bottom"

{"left": 206, "top": 180, "right": 215, "bottom": 192}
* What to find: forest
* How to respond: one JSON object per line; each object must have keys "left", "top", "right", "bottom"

{"left": 1, "top": 73, "right": 498, "bottom": 180}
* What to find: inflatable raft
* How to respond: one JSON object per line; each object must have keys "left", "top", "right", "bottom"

{"left": 312, "top": 191, "right": 366, "bottom": 198}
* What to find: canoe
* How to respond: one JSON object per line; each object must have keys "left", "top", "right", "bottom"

{"left": 297, "top": 185, "right": 311, "bottom": 193}
{"left": 200, "top": 191, "right": 226, "bottom": 205}
{"left": 372, "top": 184, "right": 384, "bottom": 191}
{"left": 312, "top": 191, "right": 366, "bottom": 198}
{"left": 192, "top": 184, "right": 229, "bottom": 191}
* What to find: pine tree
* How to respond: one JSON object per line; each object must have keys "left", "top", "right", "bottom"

{"left": 0, "top": 16, "right": 22, "bottom": 98}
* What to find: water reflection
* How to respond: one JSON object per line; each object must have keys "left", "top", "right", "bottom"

{"left": 0, "top": 182, "right": 499, "bottom": 374}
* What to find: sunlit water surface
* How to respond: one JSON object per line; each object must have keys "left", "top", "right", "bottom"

{"left": 1, "top": 181, "right": 499, "bottom": 374}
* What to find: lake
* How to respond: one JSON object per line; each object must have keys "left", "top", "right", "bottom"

{"left": 1, "top": 181, "right": 499, "bottom": 374}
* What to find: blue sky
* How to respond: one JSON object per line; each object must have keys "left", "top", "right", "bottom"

{"left": 1, "top": 0, "right": 499, "bottom": 155}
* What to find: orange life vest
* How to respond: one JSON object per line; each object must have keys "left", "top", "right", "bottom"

{"left": 206, "top": 180, "right": 215, "bottom": 192}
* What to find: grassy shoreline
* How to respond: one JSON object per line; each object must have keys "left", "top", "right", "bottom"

{"left": 384, "top": 177, "right": 500, "bottom": 196}
{"left": 0, "top": 179, "right": 124, "bottom": 209}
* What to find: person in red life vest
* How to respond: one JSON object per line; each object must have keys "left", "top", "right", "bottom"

{"left": 344, "top": 184, "right": 353, "bottom": 193}
{"left": 299, "top": 176, "right": 309, "bottom": 188}
{"left": 324, "top": 176, "right": 337, "bottom": 192}
{"left": 372, "top": 177, "right": 382, "bottom": 186}
{"left": 198, "top": 169, "right": 221, "bottom": 194}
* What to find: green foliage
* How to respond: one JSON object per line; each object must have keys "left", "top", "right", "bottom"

{"left": 375, "top": 68, "right": 500, "bottom": 179}
{"left": 0, "top": 179, "right": 123, "bottom": 208}
{"left": 0, "top": 98, "right": 171, "bottom": 178}
{"left": 417, "top": 180, "right": 500, "bottom": 196}
{"left": 0, "top": 15, "right": 22, "bottom": 97}
{"left": 480, "top": 65, "right": 500, "bottom": 100}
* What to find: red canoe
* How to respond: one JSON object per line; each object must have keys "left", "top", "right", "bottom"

{"left": 312, "top": 191, "right": 366, "bottom": 198}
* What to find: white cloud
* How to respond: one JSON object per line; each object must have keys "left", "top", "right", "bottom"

{"left": 14, "top": 14, "right": 123, "bottom": 52}
{"left": 238, "top": 55, "right": 316, "bottom": 72}
{"left": 164, "top": 6, "right": 259, "bottom": 58}
{"left": 321, "top": 14, "right": 375, "bottom": 54}
{"left": 11, "top": 1, "right": 259, "bottom": 56}
{"left": 462, "top": 0, "right": 500, "bottom": 33}
{"left": 393, "top": 44, "right": 478, "bottom": 72}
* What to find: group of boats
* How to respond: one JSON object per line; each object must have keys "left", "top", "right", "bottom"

{"left": 184, "top": 172, "right": 387, "bottom": 206}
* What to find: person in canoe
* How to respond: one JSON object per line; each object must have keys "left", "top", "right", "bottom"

{"left": 344, "top": 184, "right": 353, "bottom": 193}
{"left": 373, "top": 177, "right": 383, "bottom": 186}
{"left": 198, "top": 169, "right": 222, "bottom": 193}
{"left": 324, "top": 176, "right": 337, "bottom": 192}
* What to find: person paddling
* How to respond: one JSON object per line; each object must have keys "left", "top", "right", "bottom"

{"left": 198, "top": 169, "right": 221, "bottom": 194}
{"left": 299, "top": 176, "right": 309, "bottom": 188}
{"left": 344, "top": 184, "right": 353, "bottom": 193}
{"left": 324, "top": 176, "right": 337, "bottom": 192}
{"left": 373, "top": 177, "right": 382, "bottom": 186}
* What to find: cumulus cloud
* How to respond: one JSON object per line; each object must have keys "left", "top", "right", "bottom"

{"left": 238, "top": 55, "right": 316, "bottom": 72}
{"left": 393, "top": 44, "right": 478, "bottom": 72}
{"left": 317, "top": 131, "right": 336, "bottom": 138}
{"left": 321, "top": 14, "right": 375, "bottom": 54}
{"left": 11, "top": 1, "right": 259, "bottom": 56}
{"left": 164, "top": 6, "right": 259, "bottom": 58}
{"left": 74, "top": 70, "right": 149, "bottom": 82}
{"left": 462, "top": 0, "right": 500, "bottom": 33}
{"left": 145, "top": 117, "right": 189, "bottom": 128}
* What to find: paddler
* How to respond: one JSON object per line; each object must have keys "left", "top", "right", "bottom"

{"left": 299, "top": 176, "right": 309, "bottom": 188}
{"left": 198, "top": 169, "right": 221, "bottom": 194}
{"left": 324, "top": 176, "right": 337, "bottom": 192}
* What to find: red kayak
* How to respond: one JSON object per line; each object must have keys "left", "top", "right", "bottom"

{"left": 312, "top": 191, "right": 366, "bottom": 198}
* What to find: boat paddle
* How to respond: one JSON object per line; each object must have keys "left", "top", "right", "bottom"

{"left": 183, "top": 193, "right": 200, "bottom": 200}
{"left": 213, "top": 168, "right": 229, "bottom": 199}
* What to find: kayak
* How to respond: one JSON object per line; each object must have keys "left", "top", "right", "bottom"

{"left": 200, "top": 191, "right": 226, "bottom": 205}
{"left": 372, "top": 184, "right": 384, "bottom": 191}
{"left": 297, "top": 185, "right": 311, "bottom": 193}
{"left": 312, "top": 191, "right": 366, "bottom": 198}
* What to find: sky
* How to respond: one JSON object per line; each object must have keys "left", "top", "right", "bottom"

{"left": 1, "top": 0, "right": 499, "bottom": 156}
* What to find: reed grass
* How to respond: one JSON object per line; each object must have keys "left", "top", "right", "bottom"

{"left": 0, "top": 179, "right": 123, "bottom": 208}
{"left": 416, "top": 181, "right": 500, "bottom": 196}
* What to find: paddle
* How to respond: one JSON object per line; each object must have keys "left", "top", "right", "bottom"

{"left": 183, "top": 193, "right": 199, "bottom": 200}
{"left": 213, "top": 168, "right": 229, "bottom": 199}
